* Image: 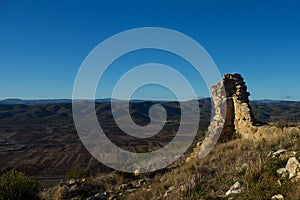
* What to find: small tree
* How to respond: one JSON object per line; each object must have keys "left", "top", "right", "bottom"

{"left": 0, "top": 169, "right": 39, "bottom": 200}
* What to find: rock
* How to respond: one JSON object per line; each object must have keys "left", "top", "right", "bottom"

{"left": 196, "top": 142, "right": 202, "bottom": 147}
{"left": 71, "top": 198, "right": 81, "bottom": 200}
{"left": 271, "top": 194, "right": 284, "bottom": 199}
{"left": 134, "top": 169, "right": 139, "bottom": 176}
{"left": 87, "top": 197, "right": 95, "bottom": 200}
{"left": 277, "top": 179, "right": 282, "bottom": 186}
{"left": 119, "top": 182, "right": 133, "bottom": 190}
{"left": 168, "top": 186, "right": 174, "bottom": 191}
{"left": 69, "top": 185, "right": 78, "bottom": 191}
{"left": 267, "top": 151, "right": 273, "bottom": 157}
{"left": 125, "top": 188, "right": 136, "bottom": 193}
{"left": 163, "top": 192, "right": 169, "bottom": 197}
{"left": 162, "top": 185, "right": 175, "bottom": 197}
{"left": 273, "top": 149, "right": 287, "bottom": 157}
{"left": 94, "top": 192, "right": 105, "bottom": 199}
{"left": 59, "top": 179, "right": 67, "bottom": 187}
{"left": 103, "top": 191, "right": 110, "bottom": 196}
{"left": 276, "top": 168, "right": 288, "bottom": 178}
{"left": 238, "top": 163, "right": 248, "bottom": 173}
{"left": 119, "top": 184, "right": 127, "bottom": 190}
{"left": 179, "top": 184, "right": 187, "bottom": 192}
{"left": 138, "top": 179, "right": 146, "bottom": 185}
{"left": 109, "top": 195, "right": 118, "bottom": 200}
{"left": 185, "top": 157, "right": 192, "bottom": 163}
{"left": 225, "top": 181, "right": 242, "bottom": 196}
{"left": 285, "top": 157, "right": 300, "bottom": 179}
{"left": 126, "top": 182, "right": 134, "bottom": 189}
{"left": 68, "top": 179, "right": 77, "bottom": 186}
{"left": 56, "top": 185, "right": 70, "bottom": 199}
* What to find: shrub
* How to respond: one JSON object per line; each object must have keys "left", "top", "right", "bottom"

{"left": 66, "top": 168, "right": 89, "bottom": 180}
{"left": 0, "top": 169, "right": 39, "bottom": 200}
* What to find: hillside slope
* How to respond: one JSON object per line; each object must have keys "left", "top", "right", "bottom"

{"left": 39, "top": 127, "right": 300, "bottom": 200}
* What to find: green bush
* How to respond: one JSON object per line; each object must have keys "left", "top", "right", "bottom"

{"left": 0, "top": 169, "right": 39, "bottom": 200}
{"left": 66, "top": 168, "right": 89, "bottom": 180}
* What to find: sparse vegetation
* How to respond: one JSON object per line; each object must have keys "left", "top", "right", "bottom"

{"left": 0, "top": 169, "right": 39, "bottom": 200}
{"left": 66, "top": 167, "right": 89, "bottom": 180}
{"left": 35, "top": 127, "right": 300, "bottom": 200}
{"left": 124, "top": 129, "right": 300, "bottom": 199}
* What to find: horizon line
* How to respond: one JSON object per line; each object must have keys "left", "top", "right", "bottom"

{"left": 0, "top": 97, "right": 299, "bottom": 102}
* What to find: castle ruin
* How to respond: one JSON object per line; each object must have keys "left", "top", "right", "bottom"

{"left": 212, "top": 73, "right": 299, "bottom": 142}
{"left": 194, "top": 73, "right": 300, "bottom": 160}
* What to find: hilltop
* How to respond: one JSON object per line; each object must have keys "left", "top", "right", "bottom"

{"left": 0, "top": 74, "right": 300, "bottom": 199}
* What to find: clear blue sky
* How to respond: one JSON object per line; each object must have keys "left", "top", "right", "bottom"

{"left": 0, "top": 0, "right": 299, "bottom": 100}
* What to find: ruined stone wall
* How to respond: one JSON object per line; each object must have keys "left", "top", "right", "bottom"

{"left": 211, "top": 73, "right": 255, "bottom": 141}
{"left": 213, "top": 73, "right": 300, "bottom": 141}
{"left": 190, "top": 73, "right": 300, "bottom": 161}
{"left": 223, "top": 74, "right": 255, "bottom": 139}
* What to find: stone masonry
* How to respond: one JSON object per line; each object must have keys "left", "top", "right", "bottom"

{"left": 216, "top": 73, "right": 256, "bottom": 141}
{"left": 212, "top": 73, "right": 299, "bottom": 141}
{"left": 189, "top": 73, "right": 300, "bottom": 161}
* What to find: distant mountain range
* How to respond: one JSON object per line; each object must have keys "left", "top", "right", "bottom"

{"left": 0, "top": 97, "right": 299, "bottom": 177}
{"left": 0, "top": 98, "right": 299, "bottom": 105}
{"left": 0, "top": 98, "right": 146, "bottom": 105}
{"left": 0, "top": 98, "right": 72, "bottom": 105}
{"left": 0, "top": 98, "right": 299, "bottom": 127}
{"left": 251, "top": 99, "right": 293, "bottom": 103}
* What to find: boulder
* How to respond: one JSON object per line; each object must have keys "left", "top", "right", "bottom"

{"left": 285, "top": 157, "right": 300, "bottom": 179}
